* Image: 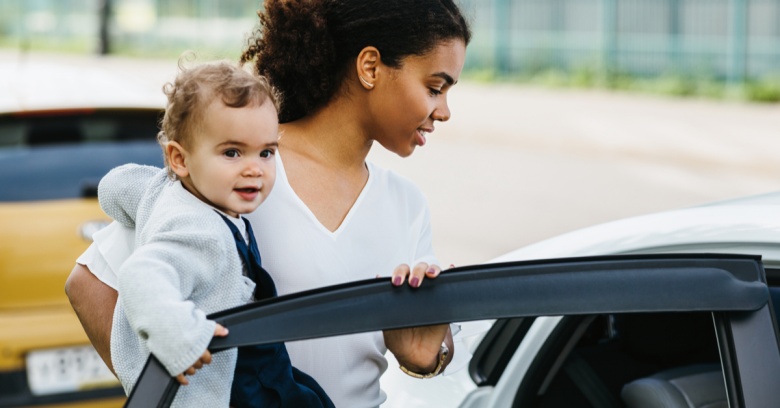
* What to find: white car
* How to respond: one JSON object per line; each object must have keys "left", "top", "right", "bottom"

{"left": 131, "top": 191, "right": 780, "bottom": 408}
{"left": 382, "top": 191, "right": 780, "bottom": 408}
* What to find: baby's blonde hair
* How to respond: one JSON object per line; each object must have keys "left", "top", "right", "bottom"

{"left": 158, "top": 56, "right": 278, "bottom": 178}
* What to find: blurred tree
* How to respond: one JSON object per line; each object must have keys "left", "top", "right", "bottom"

{"left": 98, "top": 0, "right": 112, "bottom": 55}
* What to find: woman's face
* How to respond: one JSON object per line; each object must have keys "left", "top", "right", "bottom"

{"left": 371, "top": 39, "right": 466, "bottom": 157}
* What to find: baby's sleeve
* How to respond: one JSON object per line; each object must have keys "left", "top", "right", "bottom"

{"left": 117, "top": 222, "right": 226, "bottom": 376}
{"left": 98, "top": 164, "right": 166, "bottom": 227}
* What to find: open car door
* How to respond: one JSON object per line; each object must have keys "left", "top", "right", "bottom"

{"left": 125, "top": 254, "right": 780, "bottom": 408}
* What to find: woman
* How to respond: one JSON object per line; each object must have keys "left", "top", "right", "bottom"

{"left": 65, "top": 0, "right": 471, "bottom": 406}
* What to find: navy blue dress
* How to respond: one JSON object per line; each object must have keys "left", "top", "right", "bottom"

{"left": 219, "top": 214, "right": 334, "bottom": 408}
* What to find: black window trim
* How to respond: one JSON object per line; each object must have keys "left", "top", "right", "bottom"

{"left": 468, "top": 317, "right": 536, "bottom": 386}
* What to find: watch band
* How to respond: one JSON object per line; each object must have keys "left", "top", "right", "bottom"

{"left": 399, "top": 342, "right": 449, "bottom": 379}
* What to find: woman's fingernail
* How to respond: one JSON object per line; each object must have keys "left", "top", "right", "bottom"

{"left": 393, "top": 276, "right": 402, "bottom": 286}
{"left": 410, "top": 277, "right": 420, "bottom": 288}
{"left": 427, "top": 267, "right": 436, "bottom": 275}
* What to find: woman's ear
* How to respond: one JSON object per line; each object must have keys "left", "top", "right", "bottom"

{"left": 355, "top": 46, "right": 380, "bottom": 90}
{"left": 165, "top": 141, "right": 190, "bottom": 179}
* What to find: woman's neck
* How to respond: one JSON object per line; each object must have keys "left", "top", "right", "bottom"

{"left": 275, "top": 95, "right": 374, "bottom": 232}
{"left": 279, "top": 95, "right": 372, "bottom": 173}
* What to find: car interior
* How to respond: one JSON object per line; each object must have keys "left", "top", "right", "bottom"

{"left": 463, "top": 268, "right": 780, "bottom": 408}
{"left": 522, "top": 311, "right": 724, "bottom": 408}
{"left": 512, "top": 278, "right": 780, "bottom": 408}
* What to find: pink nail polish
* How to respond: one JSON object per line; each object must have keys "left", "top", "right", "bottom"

{"left": 393, "top": 276, "right": 402, "bottom": 286}
{"left": 427, "top": 267, "right": 436, "bottom": 274}
{"left": 410, "top": 277, "right": 420, "bottom": 287}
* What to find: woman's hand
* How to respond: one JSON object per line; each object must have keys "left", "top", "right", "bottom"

{"left": 390, "top": 262, "right": 441, "bottom": 288}
{"left": 384, "top": 262, "right": 455, "bottom": 375}
{"left": 176, "top": 324, "right": 228, "bottom": 385}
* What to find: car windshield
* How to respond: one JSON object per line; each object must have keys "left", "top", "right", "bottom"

{"left": 0, "top": 109, "right": 163, "bottom": 202}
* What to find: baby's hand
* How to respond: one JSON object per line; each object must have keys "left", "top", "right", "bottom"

{"left": 175, "top": 324, "right": 229, "bottom": 385}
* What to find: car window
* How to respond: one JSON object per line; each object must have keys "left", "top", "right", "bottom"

{"left": 515, "top": 312, "right": 722, "bottom": 408}
{"left": 0, "top": 109, "right": 163, "bottom": 201}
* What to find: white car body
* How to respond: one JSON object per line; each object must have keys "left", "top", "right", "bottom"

{"left": 380, "top": 191, "right": 780, "bottom": 407}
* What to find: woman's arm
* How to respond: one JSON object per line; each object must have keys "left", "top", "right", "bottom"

{"left": 64, "top": 263, "right": 118, "bottom": 374}
{"left": 385, "top": 261, "right": 455, "bottom": 376}
{"left": 65, "top": 165, "right": 161, "bottom": 374}
{"left": 384, "top": 324, "right": 454, "bottom": 375}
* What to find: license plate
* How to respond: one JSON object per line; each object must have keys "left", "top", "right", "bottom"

{"left": 26, "top": 345, "right": 120, "bottom": 396}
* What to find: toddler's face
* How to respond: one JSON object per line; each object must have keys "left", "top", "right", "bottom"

{"left": 182, "top": 98, "right": 278, "bottom": 217}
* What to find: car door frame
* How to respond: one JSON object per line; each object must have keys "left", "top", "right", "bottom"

{"left": 124, "top": 254, "right": 779, "bottom": 408}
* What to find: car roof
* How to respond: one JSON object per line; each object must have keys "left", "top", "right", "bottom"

{"left": 493, "top": 191, "right": 780, "bottom": 268}
{"left": 0, "top": 56, "right": 166, "bottom": 114}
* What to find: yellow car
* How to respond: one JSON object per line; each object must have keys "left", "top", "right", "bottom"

{"left": 0, "top": 59, "right": 164, "bottom": 407}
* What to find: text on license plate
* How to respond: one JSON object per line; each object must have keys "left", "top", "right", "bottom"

{"left": 26, "top": 345, "right": 120, "bottom": 396}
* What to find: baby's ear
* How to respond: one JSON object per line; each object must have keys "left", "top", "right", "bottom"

{"left": 166, "top": 141, "right": 189, "bottom": 179}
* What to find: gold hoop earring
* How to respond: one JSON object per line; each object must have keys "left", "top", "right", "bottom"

{"left": 359, "top": 76, "right": 374, "bottom": 89}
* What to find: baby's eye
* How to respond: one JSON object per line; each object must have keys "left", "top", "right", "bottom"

{"left": 223, "top": 149, "right": 240, "bottom": 158}
{"left": 260, "top": 149, "right": 275, "bottom": 158}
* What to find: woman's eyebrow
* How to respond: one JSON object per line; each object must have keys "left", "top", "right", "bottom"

{"left": 432, "top": 72, "right": 456, "bottom": 85}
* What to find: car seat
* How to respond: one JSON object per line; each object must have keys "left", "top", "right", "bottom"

{"left": 620, "top": 363, "right": 726, "bottom": 408}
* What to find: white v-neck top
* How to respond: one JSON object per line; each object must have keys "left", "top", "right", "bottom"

{"left": 245, "top": 153, "right": 438, "bottom": 407}
{"left": 77, "top": 152, "right": 438, "bottom": 407}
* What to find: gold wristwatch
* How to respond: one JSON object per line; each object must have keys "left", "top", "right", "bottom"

{"left": 399, "top": 342, "right": 449, "bottom": 379}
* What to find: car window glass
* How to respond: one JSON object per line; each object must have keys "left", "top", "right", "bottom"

{"left": 516, "top": 312, "right": 723, "bottom": 408}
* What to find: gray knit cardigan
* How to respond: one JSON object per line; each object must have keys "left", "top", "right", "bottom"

{"left": 98, "top": 164, "right": 255, "bottom": 407}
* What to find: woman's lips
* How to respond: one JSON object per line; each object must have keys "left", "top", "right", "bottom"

{"left": 416, "top": 129, "right": 428, "bottom": 146}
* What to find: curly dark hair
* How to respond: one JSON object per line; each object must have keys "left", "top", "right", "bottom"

{"left": 241, "top": 0, "right": 471, "bottom": 124}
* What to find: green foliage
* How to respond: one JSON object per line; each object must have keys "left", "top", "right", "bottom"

{"left": 462, "top": 68, "right": 500, "bottom": 83}
{"left": 462, "top": 64, "right": 776, "bottom": 104}
{"left": 743, "top": 77, "right": 780, "bottom": 103}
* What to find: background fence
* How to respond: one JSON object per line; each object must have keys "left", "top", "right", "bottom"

{"left": 1, "top": 0, "right": 779, "bottom": 83}
{"left": 460, "top": 0, "right": 780, "bottom": 84}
